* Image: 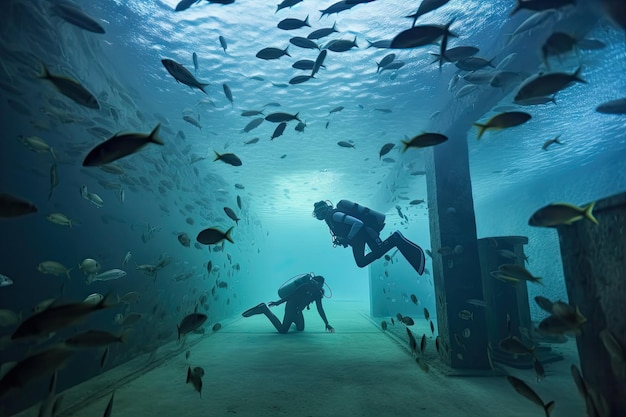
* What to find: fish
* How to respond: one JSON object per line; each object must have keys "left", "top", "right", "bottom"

{"left": 401, "top": 316, "right": 415, "bottom": 326}
{"left": 236, "top": 195, "right": 242, "bottom": 210}
{"left": 289, "top": 74, "right": 313, "bottom": 84}
{"left": 122, "top": 251, "right": 132, "bottom": 267}
{"left": 473, "top": 112, "right": 531, "bottom": 140}
{"left": 103, "top": 391, "right": 114, "bottom": 417}
{"left": 499, "top": 335, "right": 535, "bottom": 355}
{"left": 379, "top": 143, "right": 395, "bottom": 159}
{"left": 406, "top": 0, "right": 451, "bottom": 26}
{"left": 596, "top": 97, "right": 626, "bottom": 115}
{"left": 79, "top": 259, "right": 101, "bottom": 276}
{"left": 325, "top": 38, "right": 358, "bottom": 52}
{"left": 541, "top": 32, "right": 578, "bottom": 66}
{"left": 100, "top": 346, "right": 109, "bottom": 368}
{"left": 290, "top": 36, "right": 319, "bottom": 50}
{"left": 265, "top": 112, "right": 301, "bottom": 123}
{"left": 178, "top": 232, "right": 191, "bottom": 247}
{"left": 39, "top": 65, "right": 99, "bottom": 109}
{"left": 377, "top": 54, "right": 396, "bottom": 73}
{"left": 491, "top": 264, "right": 542, "bottom": 285}
{"left": 410, "top": 199, "right": 425, "bottom": 205}
{"left": 337, "top": 141, "right": 355, "bottom": 148}
{"left": 311, "top": 49, "right": 327, "bottom": 76}
{"left": 46, "top": 213, "right": 73, "bottom": 228}
{"left": 542, "top": 135, "right": 563, "bottom": 150}
{"left": 83, "top": 125, "right": 164, "bottom": 166}
{"left": 0, "top": 273, "right": 13, "bottom": 287}
{"left": 86, "top": 269, "right": 127, "bottom": 284}
{"left": 38, "top": 261, "right": 72, "bottom": 280}
{"left": 456, "top": 56, "right": 494, "bottom": 71}
{"left": 64, "top": 330, "right": 127, "bottom": 348}
{"left": 53, "top": 2, "right": 105, "bottom": 33}
{"left": 243, "top": 118, "right": 264, "bottom": 133}
{"left": 212, "top": 323, "right": 222, "bottom": 332}
{"left": 406, "top": 327, "right": 417, "bottom": 354}
{"left": 430, "top": 320, "right": 435, "bottom": 335}
{"left": 295, "top": 121, "right": 306, "bottom": 132}
{"left": 390, "top": 20, "right": 455, "bottom": 49}
{"left": 381, "top": 321, "right": 388, "bottom": 331}
{"left": 514, "top": 67, "right": 586, "bottom": 103}
{"left": 277, "top": 16, "right": 310, "bottom": 30}
{"left": 192, "top": 52, "right": 198, "bottom": 73}
{"left": 458, "top": 310, "right": 473, "bottom": 320}
{"left": 307, "top": 23, "right": 338, "bottom": 40}
{"left": 424, "top": 308, "right": 430, "bottom": 321}
{"left": 223, "top": 84, "right": 234, "bottom": 106}
{"left": 213, "top": 151, "right": 242, "bottom": 166}
{"left": 510, "top": 0, "right": 575, "bottom": 16}
{"left": 271, "top": 122, "right": 288, "bottom": 139}
{"left": 0, "top": 346, "right": 74, "bottom": 400}
{"left": 178, "top": 313, "right": 208, "bottom": 340}
{"left": 12, "top": 296, "right": 113, "bottom": 341}
{"left": 292, "top": 59, "right": 316, "bottom": 70}
{"left": 533, "top": 357, "right": 546, "bottom": 382}
{"left": 175, "top": 0, "right": 199, "bottom": 11}
{"left": 186, "top": 367, "right": 202, "bottom": 396}
{"left": 224, "top": 207, "right": 240, "bottom": 224}
{"left": 183, "top": 115, "right": 202, "bottom": 130}
{"left": 256, "top": 47, "right": 290, "bottom": 60}
{"left": 379, "top": 61, "right": 405, "bottom": 72}
{"left": 430, "top": 46, "right": 478, "bottom": 63}
{"left": 277, "top": 0, "right": 303, "bottom": 12}
{"left": 420, "top": 334, "right": 427, "bottom": 354}
{"left": 48, "top": 164, "right": 58, "bottom": 201}
{"left": 161, "top": 59, "right": 208, "bottom": 94}
{"left": 241, "top": 110, "right": 264, "bottom": 117}
{"left": 197, "top": 226, "right": 234, "bottom": 245}
{"left": 528, "top": 202, "right": 597, "bottom": 227}
{"left": 410, "top": 294, "right": 418, "bottom": 305}
{"left": 506, "top": 375, "right": 555, "bottom": 417}
{"left": 402, "top": 133, "right": 447, "bottom": 150}
{"left": 118, "top": 291, "right": 140, "bottom": 304}
{"left": 219, "top": 35, "right": 227, "bottom": 52}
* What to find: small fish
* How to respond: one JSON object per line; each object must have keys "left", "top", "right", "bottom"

{"left": 83, "top": 125, "right": 164, "bottom": 166}
{"left": 410, "top": 294, "right": 418, "bottom": 305}
{"left": 39, "top": 65, "right": 99, "bottom": 109}
{"left": 161, "top": 59, "right": 208, "bottom": 94}
{"left": 420, "top": 334, "right": 427, "bottom": 354}
{"left": 236, "top": 195, "right": 242, "bottom": 210}
{"left": 178, "top": 313, "right": 208, "bottom": 340}
{"left": 506, "top": 375, "right": 555, "bottom": 417}
{"left": 223, "top": 207, "right": 240, "bottom": 224}
{"left": 207, "top": 261, "right": 213, "bottom": 274}
{"left": 430, "top": 320, "right": 434, "bottom": 335}
{"left": 277, "top": 16, "right": 310, "bottom": 30}
{"left": 183, "top": 115, "right": 202, "bottom": 130}
{"left": 197, "top": 226, "right": 234, "bottom": 245}
{"left": 48, "top": 164, "right": 58, "bottom": 201}
{"left": 401, "top": 316, "right": 415, "bottom": 326}
{"left": 178, "top": 232, "right": 191, "bottom": 247}
{"left": 381, "top": 321, "right": 388, "bottom": 331}
{"left": 533, "top": 356, "right": 545, "bottom": 382}
{"left": 337, "top": 141, "right": 355, "bottom": 148}
{"left": 390, "top": 318, "right": 395, "bottom": 325}
{"left": 271, "top": 122, "right": 287, "bottom": 140}
{"left": 101, "top": 346, "right": 109, "bottom": 368}
{"left": 424, "top": 308, "right": 430, "bottom": 321}
{"left": 374, "top": 108, "right": 392, "bottom": 113}
{"left": 542, "top": 135, "right": 563, "bottom": 150}
{"left": 458, "top": 310, "right": 473, "bottom": 320}
{"left": 473, "top": 112, "right": 531, "bottom": 140}
{"left": 529, "top": 202, "right": 597, "bottom": 227}
{"left": 0, "top": 273, "right": 13, "bottom": 287}
{"left": 223, "top": 83, "right": 234, "bottom": 106}
{"left": 185, "top": 350, "right": 191, "bottom": 360}
{"left": 410, "top": 199, "right": 425, "bottom": 205}
{"left": 379, "top": 143, "right": 395, "bottom": 159}
{"left": 534, "top": 296, "right": 554, "bottom": 313}
{"left": 406, "top": 327, "right": 417, "bottom": 353}
{"left": 401, "top": 133, "right": 447, "bottom": 151}
{"left": 192, "top": 52, "right": 198, "bottom": 73}
{"left": 244, "top": 137, "right": 259, "bottom": 145}
{"left": 219, "top": 35, "right": 227, "bottom": 52}
{"left": 213, "top": 151, "right": 242, "bottom": 166}
{"left": 256, "top": 47, "right": 291, "bottom": 60}
{"left": 491, "top": 264, "right": 542, "bottom": 285}
{"left": 212, "top": 323, "right": 222, "bottom": 332}
{"left": 186, "top": 366, "right": 202, "bottom": 396}
{"left": 465, "top": 298, "right": 488, "bottom": 308}
{"left": 122, "top": 251, "right": 132, "bottom": 267}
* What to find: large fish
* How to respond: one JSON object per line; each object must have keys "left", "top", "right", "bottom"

{"left": 178, "top": 313, "right": 208, "bottom": 340}
{"left": 39, "top": 65, "right": 99, "bottom": 109}
{"left": 223, "top": 207, "right": 240, "bottom": 224}
{"left": 161, "top": 59, "right": 208, "bottom": 94}
{"left": 514, "top": 67, "right": 586, "bottom": 103}
{"left": 0, "top": 193, "right": 37, "bottom": 218}
{"left": 402, "top": 133, "right": 447, "bottom": 150}
{"left": 197, "top": 226, "right": 234, "bottom": 245}
{"left": 473, "top": 112, "right": 531, "bottom": 139}
{"left": 53, "top": 2, "right": 105, "bottom": 33}
{"left": 390, "top": 21, "right": 455, "bottom": 49}
{"left": 528, "top": 202, "right": 598, "bottom": 227}
{"left": 83, "top": 125, "right": 164, "bottom": 166}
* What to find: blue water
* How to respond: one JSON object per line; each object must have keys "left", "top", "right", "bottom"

{"left": 1, "top": 0, "right": 625, "bottom": 414}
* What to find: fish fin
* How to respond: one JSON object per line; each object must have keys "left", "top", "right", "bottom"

{"left": 400, "top": 140, "right": 410, "bottom": 152}
{"left": 199, "top": 83, "right": 209, "bottom": 95}
{"left": 583, "top": 201, "right": 598, "bottom": 225}
{"left": 38, "top": 64, "right": 51, "bottom": 80}
{"left": 510, "top": 0, "right": 522, "bottom": 16}
{"left": 225, "top": 226, "right": 235, "bottom": 244}
{"left": 544, "top": 400, "right": 555, "bottom": 417}
{"left": 473, "top": 123, "right": 488, "bottom": 140}
{"left": 148, "top": 124, "right": 164, "bottom": 145}
{"left": 304, "top": 15, "right": 309, "bottom": 27}
{"left": 574, "top": 66, "right": 587, "bottom": 83}
{"left": 213, "top": 150, "right": 221, "bottom": 161}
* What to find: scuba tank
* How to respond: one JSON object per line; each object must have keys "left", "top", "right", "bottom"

{"left": 336, "top": 200, "right": 386, "bottom": 232}
{"left": 278, "top": 273, "right": 313, "bottom": 299}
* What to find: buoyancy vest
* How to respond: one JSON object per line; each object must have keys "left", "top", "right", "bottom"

{"left": 278, "top": 273, "right": 315, "bottom": 299}
{"left": 326, "top": 200, "right": 386, "bottom": 235}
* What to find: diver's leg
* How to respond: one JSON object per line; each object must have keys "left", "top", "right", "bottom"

{"left": 351, "top": 237, "right": 370, "bottom": 267}
{"left": 294, "top": 310, "right": 305, "bottom": 331}
{"left": 261, "top": 304, "right": 291, "bottom": 333}
{"left": 352, "top": 229, "right": 394, "bottom": 267}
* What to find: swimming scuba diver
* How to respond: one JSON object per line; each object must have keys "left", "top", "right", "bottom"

{"left": 242, "top": 273, "right": 335, "bottom": 334}
{"left": 313, "top": 200, "right": 425, "bottom": 275}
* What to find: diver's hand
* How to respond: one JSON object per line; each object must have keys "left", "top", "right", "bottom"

{"left": 268, "top": 301, "right": 279, "bottom": 307}
{"left": 325, "top": 324, "right": 335, "bottom": 333}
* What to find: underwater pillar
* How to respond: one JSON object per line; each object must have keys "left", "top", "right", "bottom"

{"left": 556, "top": 191, "right": 626, "bottom": 417}
{"left": 424, "top": 132, "right": 489, "bottom": 370}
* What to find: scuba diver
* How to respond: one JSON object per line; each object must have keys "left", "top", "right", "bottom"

{"left": 313, "top": 200, "right": 425, "bottom": 275}
{"left": 242, "top": 273, "right": 335, "bottom": 334}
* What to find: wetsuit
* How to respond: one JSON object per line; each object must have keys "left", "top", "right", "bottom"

{"left": 325, "top": 209, "right": 425, "bottom": 275}
{"left": 263, "top": 282, "right": 329, "bottom": 333}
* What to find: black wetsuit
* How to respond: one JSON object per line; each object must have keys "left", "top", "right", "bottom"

{"left": 264, "top": 282, "right": 328, "bottom": 333}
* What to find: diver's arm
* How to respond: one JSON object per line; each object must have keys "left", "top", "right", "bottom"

{"left": 315, "top": 298, "right": 334, "bottom": 332}
{"left": 331, "top": 212, "right": 363, "bottom": 240}
{"left": 268, "top": 297, "right": 287, "bottom": 307}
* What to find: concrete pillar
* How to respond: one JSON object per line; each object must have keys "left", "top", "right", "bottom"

{"left": 425, "top": 133, "right": 489, "bottom": 369}
{"left": 557, "top": 191, "right": 626, "bottom": 417}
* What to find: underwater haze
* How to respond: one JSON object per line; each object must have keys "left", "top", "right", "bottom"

{"left": 1, "top": 0, "right": 625, "bottom": 415}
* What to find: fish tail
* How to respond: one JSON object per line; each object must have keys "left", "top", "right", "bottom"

{"left": 510, "top": 0, "right": 521, "bottom": 16}
{"left": 544, "top": 400, "right": 555, "bottom": 417}
{"left": 294, "top": 112, "right": 301, "bottom": 121}
{"left": 473, "top": 123, "right": 488, "bottom": 140}
{"left": 148, "top": 124, "right": 164, "bottom": 145}
{"left": 583, "top": 201, "right": 598, "bottom": 224}
{"left": 554, "top": 135, "right": 562, "bottom": 144}
{"left": 353, "top": 36, "right": 358, "bottom": 48}
{"left": 225, "top": 226, "right": 235, "bottom": 244}
{"left": 199, "top": 83, "right": 209, "bottom": 95}
{"left": 38, "top": 63, "right": 51, "bottom": 80}
{"left": 284, "top": 46, "right": 291, "bottom": 57}
{"left": 213, "top": 150, "right": 222, "bottom": 161}
{"left": 304, "top": 15, "right": 309, "bottom": 27}
{"left": 574, "top": 66, "right": 587, "bottom": 83}
{"left": 400, "top": 140, "right": 410, "bottom": 152}
{"left": 66, "top": 268, "right": 72, "bottom": 280}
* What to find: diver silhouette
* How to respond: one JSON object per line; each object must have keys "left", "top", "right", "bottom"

{"left": 313, "top": 200, "right": 425, "bottom": 275}
{"left": 242, "top": 273, "right": 334, "bottom": 334}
